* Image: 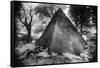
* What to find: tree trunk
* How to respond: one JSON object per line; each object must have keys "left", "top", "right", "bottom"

{"left": 26, "top": 25, "right": 32, "bottom": 43}
{"left": 76, "top": 22, "right": 78, "bottom": 29}
{"left": 80, "top": 24, "right": 83, "bottom": 34}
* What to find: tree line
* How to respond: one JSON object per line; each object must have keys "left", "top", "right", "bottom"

{"left": 15, "top": 2, "right": 97, "bottom": 44}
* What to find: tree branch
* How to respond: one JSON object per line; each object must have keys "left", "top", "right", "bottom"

{"left": 29, "top": 8, "right": 33, "bottom": 26}
{"left": 18, "top": 8, "right": 29, "bottom": 27}
{"left": 19, "top": 17, "right": 28, "bottom": 27}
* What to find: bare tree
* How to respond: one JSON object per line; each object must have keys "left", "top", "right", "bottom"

{"left": 17, "top": 5, "right": 34, "bottom": 43}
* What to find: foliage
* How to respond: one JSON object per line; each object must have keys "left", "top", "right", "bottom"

{"left": 69, "top": 6, "right": 97, "bottom": 34}
{"left": 34, "top": 4, "right": 57, "bottom": 18}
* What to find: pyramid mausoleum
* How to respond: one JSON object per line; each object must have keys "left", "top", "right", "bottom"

{"left": 36, "top": 8, "right": 87, "bottom": 56}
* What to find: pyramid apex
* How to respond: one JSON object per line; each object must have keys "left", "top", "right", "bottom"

{"left": 53, "top": 8, "right": 65, "bottom": 18}
{"left": 57, "top": 8, "right": 63, "bottom": 12}
{"left": 58, "top": 8, "right": 62, "bottom": 10}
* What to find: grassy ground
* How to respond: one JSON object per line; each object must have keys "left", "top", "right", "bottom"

{"left": 15, "top": 42, "right": 90, "bottom": 66}
{"left": 15, "top": 26, "right": 96, "bottom": 66}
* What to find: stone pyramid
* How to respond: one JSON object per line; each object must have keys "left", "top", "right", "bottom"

{"left": 36, "top": 8, "right": 87, "bottom": 56}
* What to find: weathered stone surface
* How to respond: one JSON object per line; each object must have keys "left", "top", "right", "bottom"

{"left": 36, "top": 8, "right": 87, "bottom": 56}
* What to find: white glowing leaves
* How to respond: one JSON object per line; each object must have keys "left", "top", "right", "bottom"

{"left": 63, "top": 5, "right": 70, "bottom": 15}
{"left": 63, "top": 5, "right": 76, "bottom": 27}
